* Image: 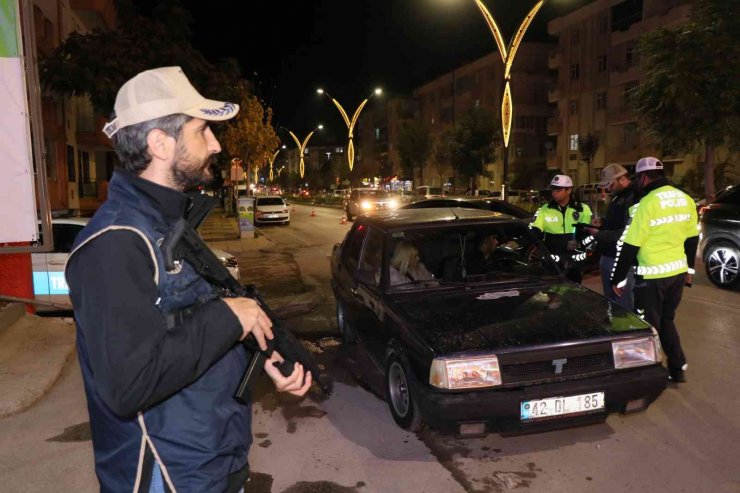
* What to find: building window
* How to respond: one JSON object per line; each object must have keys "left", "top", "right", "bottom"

{"left": 623, "top": 81, "right": 639, "bottom": 106}
{"left": 571, "top": 29, "right": 580, "bottom": 45}
{"left": 623, "top": 123, "right": 638, "bottom": 149}
{"left": 626, "top": 45, "right": 638, "bottom": 68}
{"left": 597, "top": 54, "right": 607, "bottom": 72}
{"left": 570, "top": 134, "right": 579, "bottom": 151}
{"left": 598, "top": 15, "right": 608, "bottom": 33}
{"left": 570, "top": 64, "right": 580, "bottom": 80}
{"left": 596, "top": 91, "right": 607, "bottom": 110}
{"left": 569, "top": 99, "right": 578, "bottom": 116}
{"left": 66, "top": 145, "right": 76, "bottom": 182}
{"left": 375, "top": 128, "right": 380, "bottom": 140}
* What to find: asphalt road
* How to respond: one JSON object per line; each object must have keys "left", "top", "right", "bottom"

{"left": 1, "top": 203, "right": 738, "bottom": 493}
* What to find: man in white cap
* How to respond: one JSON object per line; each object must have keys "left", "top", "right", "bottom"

{"left": 66, "top": 67, "right": 311, "bottom": 492}
{"left": 530, "top": 174, "right": 593, "bottom": 282}
{"left": 610, "top": 157, "right": 699, "bottom": 383}
{"left": 586, "top": 164, "right": 638, "bottom": 310}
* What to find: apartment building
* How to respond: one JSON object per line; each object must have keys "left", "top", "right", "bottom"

{"left": 32, "top": 0, "right": 116, "bottom": 216}
{"left": 359, "top": 42, "right": 551, "bottom": 193}
{"left": 547, "top": 0, "right": 696, "bottom": 185}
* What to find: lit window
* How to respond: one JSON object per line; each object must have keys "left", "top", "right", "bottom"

{"left": 570, "top": 134, "right": 579, "bottom": 151}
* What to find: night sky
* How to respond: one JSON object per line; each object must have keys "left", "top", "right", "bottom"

{"left": 180, "top": 0, "right": 591, "bottom": 143}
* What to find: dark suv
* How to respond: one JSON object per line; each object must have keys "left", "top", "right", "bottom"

{"left": 699, "top": 185, "right": 740, "bottom": 289}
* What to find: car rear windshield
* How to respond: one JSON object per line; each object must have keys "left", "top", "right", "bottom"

{"left": 257, "top": 197, "right": 285, "bottom": 206}
{"left": 388, "top": 222, "right": 558, "bottom": 288}
{"left": 359, "top": 190, "right": 389, "bottom": 199}
{"left": 715, "top": 187, "right": 739, "bottom": 204}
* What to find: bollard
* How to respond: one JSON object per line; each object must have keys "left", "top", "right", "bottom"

{"left": 310, "top": 209, "right": 316, "bottom": 217}
{"left": 340, "top": 214, "right": 347, "bottom": 224}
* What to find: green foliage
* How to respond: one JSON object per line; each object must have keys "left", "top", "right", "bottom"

{"left": 448, "top": 106, "right": 500, "bottom": 180}
{"left": 396, "top": 119, "right": 432, "bottom": 181}
{"left": 39, "top": 0, "right": 242, "bottom": 115}
{"left": 631, "top": 0, "right": 740, "bottom": 154}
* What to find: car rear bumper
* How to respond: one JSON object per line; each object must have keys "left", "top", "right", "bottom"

{"left": 414, "top": 365, "right": 668, "bottom": 435}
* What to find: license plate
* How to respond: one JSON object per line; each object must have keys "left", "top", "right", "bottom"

{"left": 520, "top": 392, "right": 605, "bottom": 421}
{"left": 267, "top": 214, "right": 278, "bottom": 218}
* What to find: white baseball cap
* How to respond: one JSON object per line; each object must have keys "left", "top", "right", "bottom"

{"left": 550, "top": 174, "right": 573, "bottom": 188}
{"left": 635, "top": 156, "right": 664, "bottom": 174}
{"left": 599, "top": 164, "right": 628, "bottom": 186}
{"left": 103, "top": 66, "right": 239, "bottom": 138}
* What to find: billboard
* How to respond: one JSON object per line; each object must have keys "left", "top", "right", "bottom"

{"left": 0, "top": 0, "right": 39, "bottom": 244}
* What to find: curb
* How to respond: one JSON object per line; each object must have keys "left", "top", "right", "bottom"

{"left": 0, "top": 311, "right": 76, "bottom": 418}
{"left": 0, "top": 303, "right": 25, "bottom": 336}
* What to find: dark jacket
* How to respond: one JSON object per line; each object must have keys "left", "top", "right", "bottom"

{"left": 595, "top": 182, "right": 638, "bottom": 257}
{"left": 66, "top": 171, "right": 251, "bottom": 493}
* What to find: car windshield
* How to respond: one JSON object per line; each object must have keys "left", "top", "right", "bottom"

{"left": 358, "top": 190, "right": 389, "bottom": 199}
{"left": 386, "top": 222, "right": 558, "bottom": 290}
{"left": 257, "top": 197, "right": 284, "bottom": 206}
{"left": 428, "top": 188, "right": 442, "bottom": 195}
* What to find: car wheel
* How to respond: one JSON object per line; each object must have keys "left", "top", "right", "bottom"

{"left": 345, "top": 207, "right": 353, "bottom": 221}
{"left": 336, "top": 300, "right": 357, "bottom": 343}
{"left": 284, "top": 221, "right": 290, "bottom": 226}
{"left": 385, "top": 355, "right": 424, "bottom": 432}
{"left": 704, "top": 241, "right": 740, "bottom": 288}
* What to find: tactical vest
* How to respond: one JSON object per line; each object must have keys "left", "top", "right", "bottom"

{"left": 620, "top": 184, "right": 698, "bottom": 279}
{"left": 67, "top": 172, "right": 251, "bottom": 492}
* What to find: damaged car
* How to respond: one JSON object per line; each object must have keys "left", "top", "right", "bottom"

{"left": 330, "top": 208, "right": 668, "bottom": 436}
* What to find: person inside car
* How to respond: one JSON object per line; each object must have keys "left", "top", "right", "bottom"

{"left": 389, "top": 241, "right": 435, "bottom": 285}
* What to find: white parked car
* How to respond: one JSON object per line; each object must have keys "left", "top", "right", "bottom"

{"left": 32, "top": 218, "right": 240, "bottom": 312}
{"left": 254, "top": 195, "right": 290, "bottom": 225}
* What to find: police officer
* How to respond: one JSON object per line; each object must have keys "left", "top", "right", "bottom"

{"left": 610, "top": 157, "right": 699, "bottom": 383}
{"left": 530, "top": 174, "right": 592, "bottom": 283}
{"left": 585, "top": 164, "right": 638, "bottom": 310}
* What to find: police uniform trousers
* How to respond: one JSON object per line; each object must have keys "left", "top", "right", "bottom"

{"left": 633, "top": 273, "right": 687, "bottom": 371}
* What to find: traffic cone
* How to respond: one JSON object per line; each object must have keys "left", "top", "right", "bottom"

{"left": 310, "top": 209, "right": 316, "bottom": 217}
{"left": 291, "top": 205, "right": 295, "bottom": 212}
{"left": 340, "top": 213, "right": 347, "bottom": 224}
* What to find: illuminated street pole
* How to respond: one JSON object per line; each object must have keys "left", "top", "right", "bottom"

{"left": 288, "top": 125, "right": 323, "bottom": 179}
{"left": 472, "top": 0, "right": 546, "bottom": 201}
{"left": 269, "top": 145, "right": 286, "bottom": 182}
{"left": 317, "top": 87, "right": 382, "bottom": 172}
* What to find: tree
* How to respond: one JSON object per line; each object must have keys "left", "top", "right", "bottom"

{"left": 396, "top": 120, "right": 432, "bottom": 185}
{"left": 631, "top": 0, "right": 740, "bottom": 200}
{"left": 578, "top": 133, "right": 600, "bottom": 186}
{"left": 221, "top": 93, "right": 280, "bottom": 191}
{"left": 449, "top": 107, "right": 500, "bottom": 189}
{"left": 39, "top": 0, "right": 242, "bottom": 116}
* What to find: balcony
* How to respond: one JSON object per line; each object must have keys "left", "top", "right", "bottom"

{"left": 76, "top": 115, "right": 113, "bottom": 150}
{"left": 70, "top": 0, "right": 116, "bottom": 30}
{"left": 548, "top": 87, "right": 561, "bottom": 103}
{"left": 548, "top": 53, "right": 562, "bottom": 70}
{"left": 607, "top": 106, "right": 638, "bottom": 125}
{"left": 547, "top": 117, "right": 562, "bottom": 136}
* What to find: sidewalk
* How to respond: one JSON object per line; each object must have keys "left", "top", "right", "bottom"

{"left": 0, "top": 204, "right": 312, "bottom": 418}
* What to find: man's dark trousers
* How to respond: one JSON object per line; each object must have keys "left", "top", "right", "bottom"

{"left": 634, "top": 273, "right": 687, "bottom": 371}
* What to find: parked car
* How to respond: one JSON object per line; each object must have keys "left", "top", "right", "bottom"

{"left": 344, "top": 188, "right": 399, "bottom": 221}
{"left": 698, "top": 185, "right": 740, "bottom": 289}
{"left": 32, "top": 218, "right": 241, "bottom": 312}
{"left": 401, "top": 196, "right": 532, "bottom": 219}
{"left": 330, "top": 208, "right": 667, "bottom": 436}
{"left": 254, "top": 195, "right": 290, "bottom": 225}
{"left": 415, "top": 186, "right": 446, "bottom": 201}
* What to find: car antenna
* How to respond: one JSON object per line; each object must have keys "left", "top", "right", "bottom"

{"left": 449, "top": 207, "right": 460, "bottom": 221}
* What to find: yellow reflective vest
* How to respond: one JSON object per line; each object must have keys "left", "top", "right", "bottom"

{"left": 621, "top": 185, "right": 698, "bottom": 279}
{"left": 530, "top": 200, "right": 592, "bottom": 258}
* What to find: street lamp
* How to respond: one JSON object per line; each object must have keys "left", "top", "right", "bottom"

{"left": 472, "top": 0, "right": 547, "bottom": 200}
{"left": 269, "top": 145, "right": 286, "bottom": 182}
{"left": 317, "top": 87, "right": 382, "bottom": 172}
{"left": 288, "top": 125, "right": 323, "bottom": 179}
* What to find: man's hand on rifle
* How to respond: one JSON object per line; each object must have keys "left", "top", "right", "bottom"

{"left": 264, "top": 351, "right": 313, "bottom": 397}
{"left": 222, "top": 298, "right": 274, "bottom": 350}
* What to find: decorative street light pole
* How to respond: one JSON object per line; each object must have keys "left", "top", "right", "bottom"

{"left": 472, "top": 0, "right": 547, "bottom": 201}
{"left": 317, "top": 87, "right": 382, "bottom": 172}
{"left": 269, "top": 145, "right": 286, "bottom": 182}
{"left": 288, "top": 125, "right": 323, "bottom": 179}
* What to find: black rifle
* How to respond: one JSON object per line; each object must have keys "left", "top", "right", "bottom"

{"left": 161, "top": 193, "right": 331, "bottom": 403}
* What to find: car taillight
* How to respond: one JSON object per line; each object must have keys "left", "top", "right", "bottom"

{"left": 699, "top": 206, "right": 710, "bottom": 216}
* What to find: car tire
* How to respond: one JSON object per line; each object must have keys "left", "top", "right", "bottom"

{"left": 345, "top": 207, "right": 353, "bottom": 222}
{"left": 284, "top": 221, "right": 290, "bottom": 226}
{"left": 336, "top": 300, "right": 357, "bottom": 343}
{"left": 704, "top": 241, "right": 740, "bottom": 289}
{"left": 385, "top": 355, "right": 425, "bottom": 432}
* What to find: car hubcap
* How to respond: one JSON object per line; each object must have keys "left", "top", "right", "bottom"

{"left": 708, "top": 247, "right": 739, "bottom": 284}
{"left": 388, "top": 362, "right": 409, "bottom": 417}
